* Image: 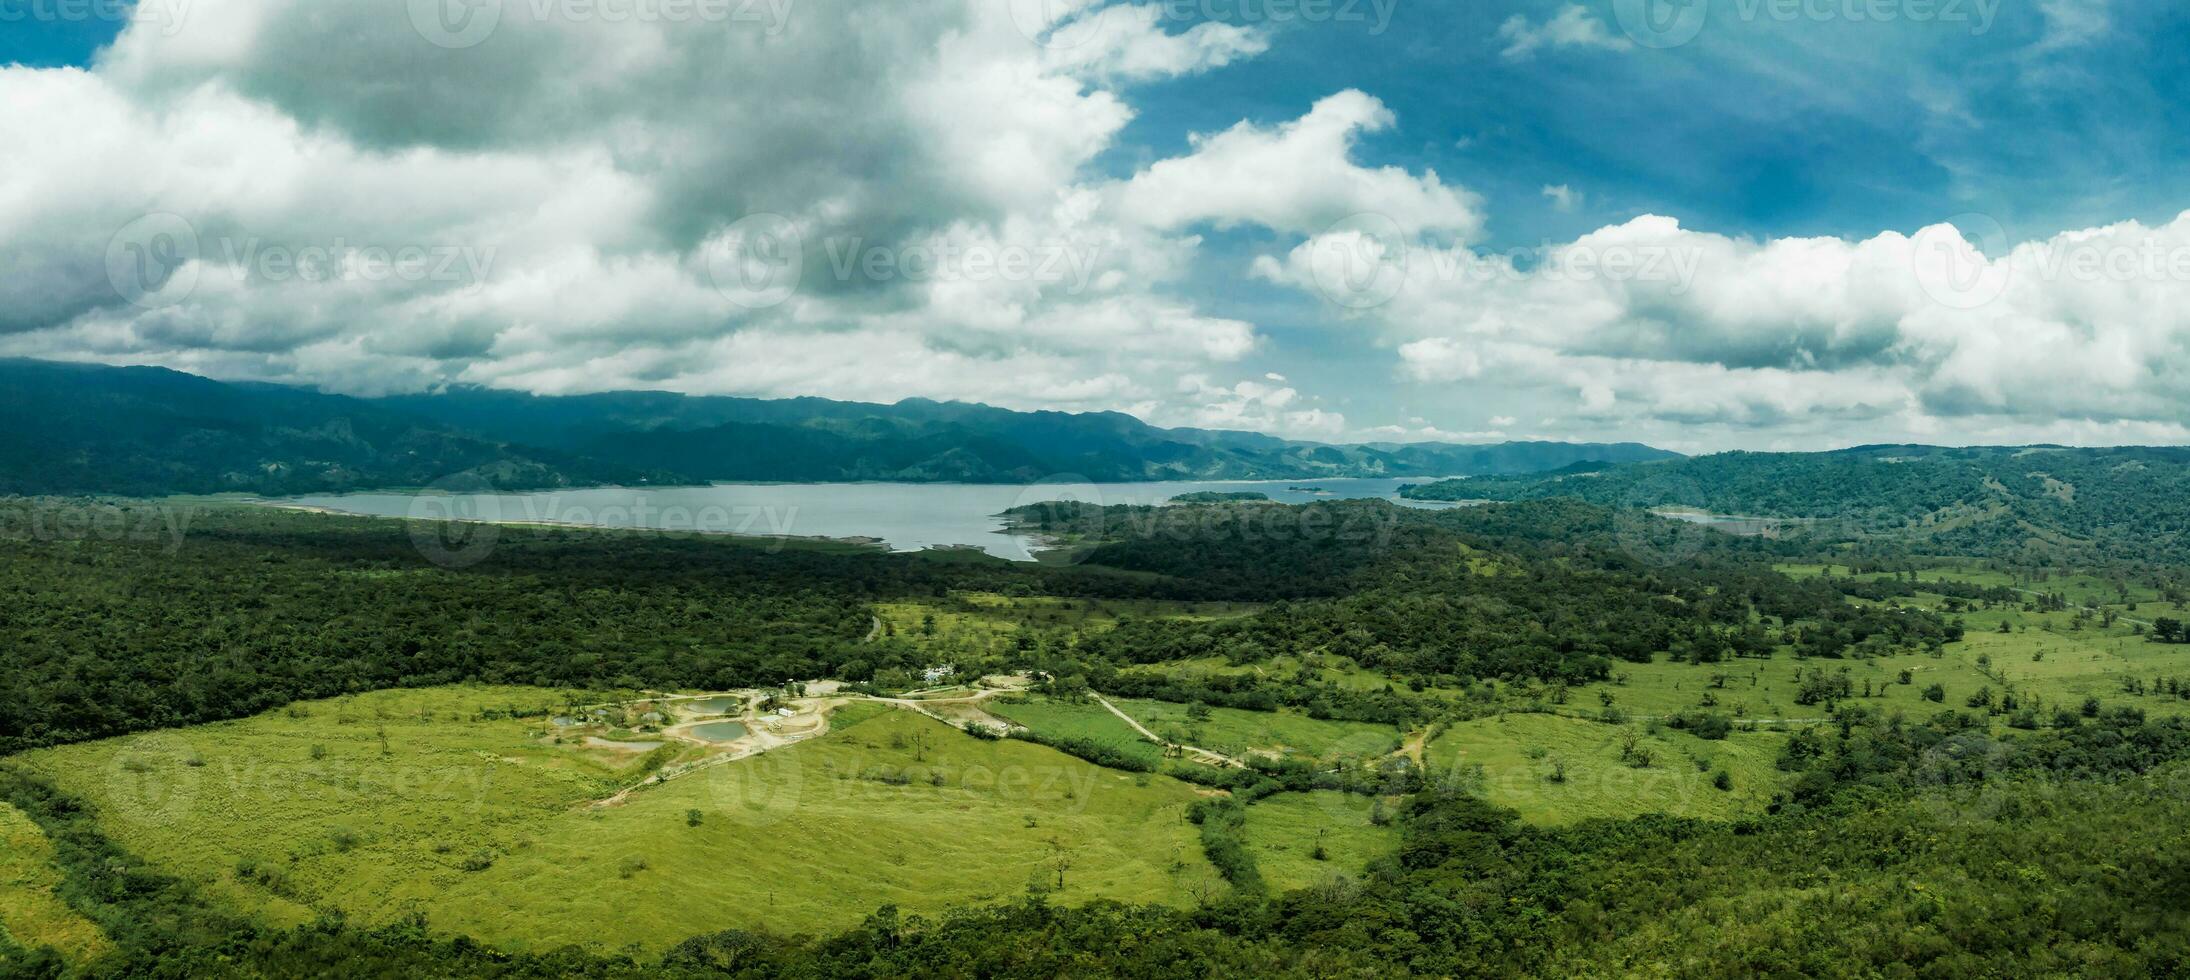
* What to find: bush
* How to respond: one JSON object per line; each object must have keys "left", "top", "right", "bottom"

{"left": 1669, "top": 712, "right": 1733, "bottom": 740}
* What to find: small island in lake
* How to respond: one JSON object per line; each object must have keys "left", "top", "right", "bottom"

{"left": 1167, "top": 490, "right": 1271, "bottom": 503}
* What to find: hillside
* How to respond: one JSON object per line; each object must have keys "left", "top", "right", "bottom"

{"left": 1, "top": 359, "right": 1675, "bottom": 494}
{"left": 1402, "top": 445, "right": 2190, "bottom": 564}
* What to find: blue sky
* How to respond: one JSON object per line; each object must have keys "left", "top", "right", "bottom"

{"left": 4, "top": 1, "right": 2188, "bottom": 451}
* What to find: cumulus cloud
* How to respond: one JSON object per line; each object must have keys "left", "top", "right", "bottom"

{"left": 1497, "top": 5, "right": 1633, "bottom": 61}
{"left": 1263, "top": 209, "right": 2190, "bottom": 446}
{"left": 1157, "top": 375, "right": 1348, "bottom": 439}
{"left": 0, "top": 1, "right": 1361, "bottom": 424}
{"left": 1111, "top": 90, "right": 1484, "bottom": 241}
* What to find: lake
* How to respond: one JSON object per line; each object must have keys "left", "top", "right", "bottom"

{"left": 274, "top": 477, "right": 1463, "bottom": 562}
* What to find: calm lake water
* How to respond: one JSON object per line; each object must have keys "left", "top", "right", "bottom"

{"left": 688, "top": 721, "right": 749, "bottom": 743}
{"left": 276, "top": 478, "right": 1464, "bottom": 562}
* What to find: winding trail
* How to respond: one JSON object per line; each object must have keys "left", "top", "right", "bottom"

{"left": 580, "top": 678, "right": 1273, "bottom": 809}
{"left": 1091, "top": 693, "right": 1245, "bottom": 768}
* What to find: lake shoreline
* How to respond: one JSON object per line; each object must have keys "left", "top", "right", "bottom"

{"left": 252, "top": 478, "right": 1449, "bottom": 562}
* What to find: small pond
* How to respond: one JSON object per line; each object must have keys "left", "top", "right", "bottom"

{"left": 682, "top": 697, "right": 742, "bottom": 716}
{"left": 689, "top": 721, "right": 749, "bottom": 742}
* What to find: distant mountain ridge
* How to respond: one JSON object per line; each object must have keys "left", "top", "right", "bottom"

{"left": 1, "top": 359, "right": 1678, "bottom": 496}
{"left": 1402, "top": 444, "right": 2190, "bottom": 565}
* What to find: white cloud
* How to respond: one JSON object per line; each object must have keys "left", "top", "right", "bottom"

{"left": 0, "top": 1, "right": 1341, "bottom": 424}
{"left": 1160, "top": 375, "right": 1348, "bottom": 438}
{"left": 1498, "top": 5, "right": 1634, "bottom": 61}
{"left": 1111, "top": 90, "right": 1484, "bottom": 241}
{"left": 1264, "top": 208, "right": 2190, "bottom": 447}
{"left": 1542, "top": 184, "right": 1581, "bottom": 213}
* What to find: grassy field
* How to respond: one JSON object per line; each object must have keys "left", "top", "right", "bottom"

{"left": 1131, "top": 653, "right": 1467, "bottom": 697}
{"left": 1777, "top": 562, "right": 2190, "bottom": 720}
{"left": 7, "top": 686, "right": 1221, "bottom": 953}
{"left": 1112, "top": 698, "right": 1401, "bottom": 763}
{"left": 0, "top": 802, "right": 109, "bottom": 967}
{"left": 983, "top": 696, "right": 1168, "bottom": 767}
{"left": 1425, "top": 713, "right": 1787, "bottom": 825}
{"left": 1557, "top": 649, "right": 1999, "bottom": 723}
{"left": 875, "top": 593, "right": 1261, "bottom": 660}
{"left": 1239, "top": 791, "right": 1401, "bottom": 892}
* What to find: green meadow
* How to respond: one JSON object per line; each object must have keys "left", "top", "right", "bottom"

{"left": 1560, "top": 648, "right": 1999, "bottom": 723}
{"left": 875, "top": 592, "right": 1263, "bottom": 657}
{"left": 1778, "top": 561, "right": 2190, "bottom": 720}
{"left": 982, "top": 696, "right": 1168, "bottom": 767}
{"left": 1111, "top": 698, "right": 1401, "bottom": 763}
{"left": 1425, "top": 713, "right": 1787, "bottom": 825}
{"left": 0, "top": 802, "right": 109, "bottom": 967}
{"left": 6, "top": 686, "right": 1220, "bottom": 952}
{"left": 1239, "top": 791, "right": 1402, "bottom": 892}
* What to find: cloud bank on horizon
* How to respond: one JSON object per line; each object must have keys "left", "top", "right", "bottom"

{"left": 2, "top": 0, "right": 2187, "bottom": 452}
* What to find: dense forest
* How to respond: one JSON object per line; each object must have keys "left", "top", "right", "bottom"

{"left": 0, "top": 497, "right": 1948, "bottom": 753}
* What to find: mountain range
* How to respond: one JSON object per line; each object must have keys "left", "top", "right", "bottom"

{"left": 1, "top": 359, "right": 1677, "bottom": 496}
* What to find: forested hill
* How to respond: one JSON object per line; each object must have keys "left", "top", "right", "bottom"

{"left": 0, "top": 358, "right": 1674, "bottom": 494}
{"left": 1402, "top": 445, "right": 2190, "bottom": 564}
